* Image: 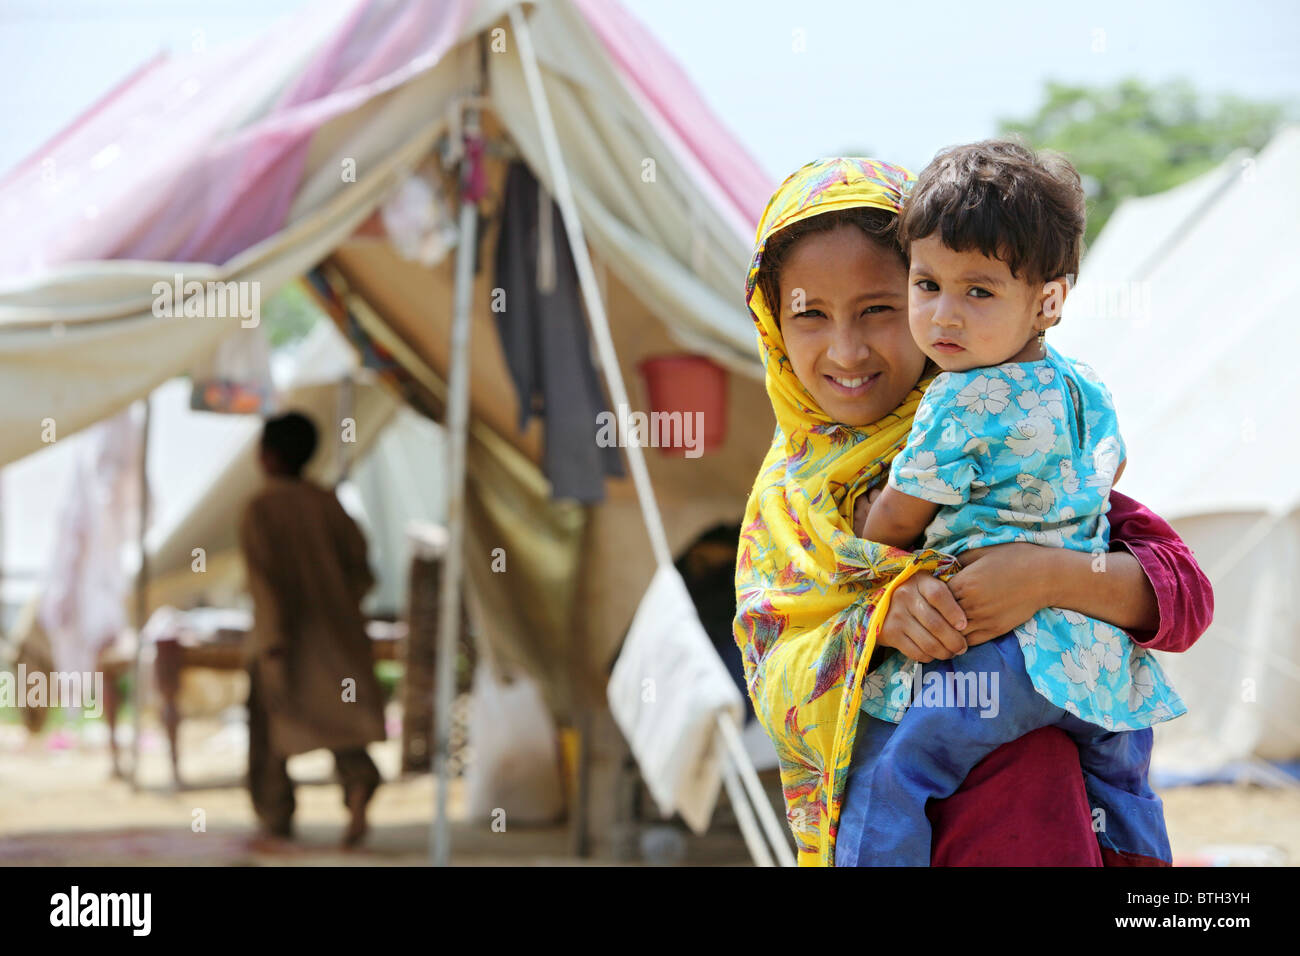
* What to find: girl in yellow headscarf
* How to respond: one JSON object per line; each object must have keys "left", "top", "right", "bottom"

{"left": 732, "top": 158, "right": 960, "bottom": 866}
{"left": 735, "top": 157, "right": 1213, "bottom": 869}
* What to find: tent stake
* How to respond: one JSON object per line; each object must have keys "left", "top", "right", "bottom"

{"left": 430, "top": 105, "right": 481, "bottom": 868}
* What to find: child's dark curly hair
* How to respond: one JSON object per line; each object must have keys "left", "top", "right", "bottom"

{"left": 899, "top": 138, "right": 1086, "bottom": 285}
{"left": 754, "top": 206, "right": 905, "bottom": 321}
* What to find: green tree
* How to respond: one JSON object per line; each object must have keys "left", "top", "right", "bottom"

{"left": 1000, "top": 78, "right": 1292, "bottom": 242}
{"left": 262, "top": 279, "right": 321, "bottom": 348}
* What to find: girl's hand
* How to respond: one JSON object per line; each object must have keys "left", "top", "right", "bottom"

{"left": 875, "top": 573, "right": 969, "bottom": 663}
{"left": 853, "top": 486, "right": 883, "bottom": 537}
{"left": 948, "top": 543, "right": 1048, "bottom": 645}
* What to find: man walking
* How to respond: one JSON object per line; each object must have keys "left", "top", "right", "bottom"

{"left": 240, "top": 411, "right": 386, "bottom": 847}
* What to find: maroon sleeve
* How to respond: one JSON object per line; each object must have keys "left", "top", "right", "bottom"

{"left": 1106, "top": 490, "right": 1214, "bottom": 653}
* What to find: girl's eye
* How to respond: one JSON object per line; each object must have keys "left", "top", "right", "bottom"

{"left": 863, "top": 305, "right": 892, "bottom": 315}
{"left": 914, "top": 279, "right": 938, "bottom": 292}
{"left": 968, "top": 287, "right": 993, "bottom": 298}
{"left": 792, "top": 310, "right": 825, "bottom": 320}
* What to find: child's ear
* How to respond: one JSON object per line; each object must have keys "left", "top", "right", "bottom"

{"left": 1039, "top": 276, "right": 1070, "bottom": 326}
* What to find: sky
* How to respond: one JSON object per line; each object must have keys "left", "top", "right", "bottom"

{"left": 0, "top": 0, "right": 1297, "bottom": 181}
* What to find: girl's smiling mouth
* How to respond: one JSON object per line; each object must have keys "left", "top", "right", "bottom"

{"left": 824, "top": 371, "right": 882, "bottom": 396}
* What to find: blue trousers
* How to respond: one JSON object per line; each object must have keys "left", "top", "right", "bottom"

{"left": 836, "top": 635, "right": 1171, "bottom": 866}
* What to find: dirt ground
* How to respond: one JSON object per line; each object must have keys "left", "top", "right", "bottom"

{"left": 0, "top": 713, "right": 752, "bottom": 866}
{"left": 1, "top": 715, "right": 1297, "bottom": 866}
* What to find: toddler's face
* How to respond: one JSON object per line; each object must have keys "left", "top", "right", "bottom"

{"left": 907, "top": 236, "right": 1062, "bottom": 372}
{"left": 778, "top": 226, "right": 927, "bottom": 427}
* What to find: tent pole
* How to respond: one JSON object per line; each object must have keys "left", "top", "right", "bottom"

{"left": 430, "top": 105, "right": 481, "bottom": 868}
{"left": 509, "top": 4, "right": 792, "bottom": 866}
{"left": 129, "top": 395, "right": 152, "bottom": 791}
{"left": 720, "top": 748, "right": 774, "bottom": 867}
{"left": 716, "top": 711, "right": 796, "bottom": 866}
{"left": 0, "top": 468, "right": 5, "bottom": 649}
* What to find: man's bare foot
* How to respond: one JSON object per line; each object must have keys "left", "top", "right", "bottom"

{"left": 342, "top": 785, "right": 372, "bottom": 849}
{"left": 250, "top": 820, "right": 294, "bottom": 853}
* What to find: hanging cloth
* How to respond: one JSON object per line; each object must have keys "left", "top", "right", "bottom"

{"left": 492, "top": 161, "right": 623, "bottom": 502}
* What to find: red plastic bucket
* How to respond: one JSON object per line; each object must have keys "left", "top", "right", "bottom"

{"left": 636, "top": 354, "right": 727, "bottom": 457}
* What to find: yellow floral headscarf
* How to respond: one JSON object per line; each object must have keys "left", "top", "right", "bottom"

{"left": 733, "top": 158, "right": 958, "bottom": 866}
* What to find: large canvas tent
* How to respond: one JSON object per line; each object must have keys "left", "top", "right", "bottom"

{"left": 0, "top": 0, "right": 786, "bottom": 855}
{"left": 1055, "top": 126, "right": 1300, "bottom": 780}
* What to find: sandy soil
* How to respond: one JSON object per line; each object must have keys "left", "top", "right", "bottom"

{"left": 0, "top": 715, "right": 751, "bottom": 866}
{"left": 1, "top": 716, "right": 1296, "bottom": 866}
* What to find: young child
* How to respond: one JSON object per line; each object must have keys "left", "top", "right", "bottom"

{"left": 856, "top": 140, "right": 1186, "bottom": 865}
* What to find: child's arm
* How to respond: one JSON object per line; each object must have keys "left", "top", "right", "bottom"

{"left": 862, "top": 370, "right": 975, "bottom": 548}
{"left": 861, "top": 484, "right": 940, "bottom": 549}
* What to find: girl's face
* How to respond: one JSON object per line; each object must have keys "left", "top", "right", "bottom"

{"left": 777, "top": 225, "right": 928, "bottom": 427}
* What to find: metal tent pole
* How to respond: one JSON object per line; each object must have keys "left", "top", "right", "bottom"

{"left": 0, "top": 468, "right": 5, "bottom": 649}
{"left": 720, "top": 747, "right": 775, "bottom": 867}
{"left": 430, "top": 104, "right": 481, "bottom": 868}
{"left": 129, "top": 395, "right": 152, "bottom": 790}
{"left": 716, "top": 711, "right": 796, "bottom": 866}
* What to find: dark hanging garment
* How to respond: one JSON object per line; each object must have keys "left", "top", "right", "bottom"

{"left": 493, "top": 161, "right": 624, "bottom": 502}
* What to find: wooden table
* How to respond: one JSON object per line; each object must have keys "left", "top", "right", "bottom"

{"left": 101, "top": 614, "right": 405, "bottom": 788}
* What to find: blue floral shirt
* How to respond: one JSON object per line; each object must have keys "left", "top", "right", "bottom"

{"left": 860, "top": 346, "right": 1186, "bottom": 731}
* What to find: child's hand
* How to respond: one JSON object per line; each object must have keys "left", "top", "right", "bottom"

{"left": 948, "top": 544, "right": 1046, "bottom": 644}
{"left": 853, "top": 486, "right": 884, "bottom": 537}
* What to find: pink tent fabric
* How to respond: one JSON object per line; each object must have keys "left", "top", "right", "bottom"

{"left": 0, "top": 0, "right": 771, "bottom": 281}
{"left": 0, "top": 0, "right": 472, "bottom": 278}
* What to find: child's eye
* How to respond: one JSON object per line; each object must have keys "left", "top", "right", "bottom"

{"left": 968, "top": 287, "right": 993, "bottom": 298}
{"left": 914, "top": 279, "right": 938, "bottom": 292}
{"left": 792, "top": 309, "right": 825, "bottom": 320}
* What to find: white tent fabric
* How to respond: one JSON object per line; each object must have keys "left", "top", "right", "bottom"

{"left": 2, "top": 379, "right": 250, "bottom": 618}
{"left": 2, "top": 320, "right": 438, "bottom": 643}
{"left": 1054, "top": 126, "right": 1300, "bottom": 774}
{"left": 37, "top": 407, "right": 143, "bottom": 676}
{"left": 350, "top": 405, "right": 448, "bottom": 615}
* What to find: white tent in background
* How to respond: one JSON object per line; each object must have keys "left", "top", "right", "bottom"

{"left": 1055, "top": 126, "right": 1300, "bottom": 780}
